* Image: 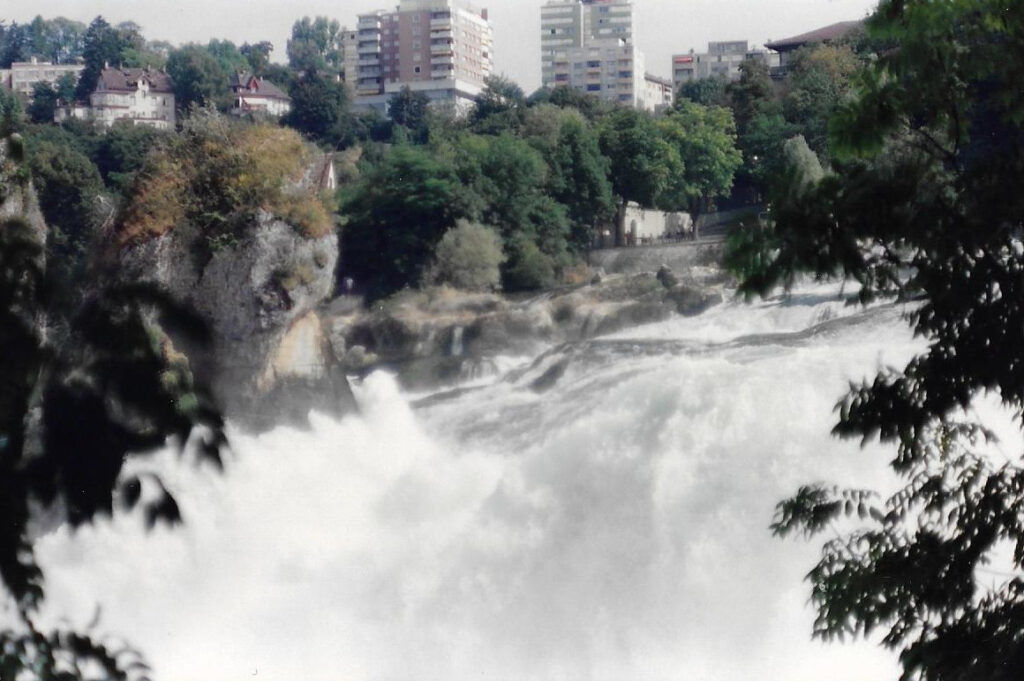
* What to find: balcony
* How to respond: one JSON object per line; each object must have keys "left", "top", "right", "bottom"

{"left": 431, "top": 56, "right": 455, "bottom": 66}
{"left": 357, "top": 17, "right": 382, "bottom": 30}
{"left": 358, "top": 42, "right": 380, "bottom": 54}
{"left": 430, "top": 18, "right": 452, "bottom": 29}
{"left": 431, "top": 43, "right": 453, "bottom": 55}
{"left": 358, "top": 57, "right": 381, "bottom": 66}
{"left": 430, "top": 29, "right": 453, "bottom": 40}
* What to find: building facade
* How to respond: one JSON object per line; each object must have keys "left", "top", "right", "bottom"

{"left": 642, "top": 73, "right": 674, "bottom": 112}
{"left": 58, "top": 67, "right": 175, "bottom": 130}
{"left": 672, "top": 41, "right": 779, "bottom": 89}
{"left": 230, "top": 73, "right": 291, "bottom": 117}
{"left": 540, "top": 0, "right": 651, "bottom": 109}
{"left": 348, "top": 0, "right": 493, "bottom": 114}
{"left": 0, "top": 58, "right": 85, "bottom": 97}
{"left": 765, "top": 20, "right": 863, "bottom": 72}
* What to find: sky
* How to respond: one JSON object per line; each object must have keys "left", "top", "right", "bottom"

{"left": 8, "top": 0, "right": 879, "bottom": 91}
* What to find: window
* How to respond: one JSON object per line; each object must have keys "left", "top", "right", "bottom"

{"left": 414, "top": 66, "right": 421, "bottom": 73}
{"left": 586, "top": 84, "right": 601, "bottom": 91}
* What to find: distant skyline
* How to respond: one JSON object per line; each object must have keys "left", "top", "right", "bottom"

{"left": 8, "top": 0, "right": 879, "bottom": 91}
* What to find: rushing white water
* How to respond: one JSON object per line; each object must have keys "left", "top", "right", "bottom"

{"left": 24, "top": 282, "right": 948, "bottom": 681}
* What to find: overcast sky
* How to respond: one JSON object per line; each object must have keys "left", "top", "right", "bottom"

{"left": 8, "top": 0, "right": 879, "bottom": 90}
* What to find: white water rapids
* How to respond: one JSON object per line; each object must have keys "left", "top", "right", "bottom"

{"left": 22, "top": 282, "right": 956, "bottom": 680}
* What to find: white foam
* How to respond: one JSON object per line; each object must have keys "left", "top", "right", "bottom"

{"left": 24, "top": 283, "right": 943, "bottom": 681}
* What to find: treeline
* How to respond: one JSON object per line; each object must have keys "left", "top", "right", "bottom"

{"left": 0, "top": 12, "right": 878, "bottom": 303}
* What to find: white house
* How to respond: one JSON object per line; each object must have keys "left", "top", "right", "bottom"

{"left": 229, "top": 73, "right": 291, "bottom": 118}
{"left": 58, "top": 67, "right": 175, "bottom": 129}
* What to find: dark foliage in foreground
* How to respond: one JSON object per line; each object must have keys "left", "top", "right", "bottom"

{"left": 0, "top": 140, "right": 227, "bottom": 678}
{"left": 728, "top": 1, "right": 1024, "bottom": 679}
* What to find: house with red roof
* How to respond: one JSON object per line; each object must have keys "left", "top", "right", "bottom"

{"left": 229, "top": 73, "right": 291, "bottom": 118}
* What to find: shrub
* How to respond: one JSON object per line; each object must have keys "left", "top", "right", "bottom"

{"left": 424, "top": 220, "right": 505, "bottom": 292}
{"left": 115, "top": 114, "right": 333, "bottom": 254}
{"left": 502, "top": 238, "right": 556, "bottom": 292}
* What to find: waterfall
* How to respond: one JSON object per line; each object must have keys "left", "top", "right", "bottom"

{"left": 450, "top": 325, "right": 465, "bottom": 357}
{"left": 25, "top": 282, "right": 944, "bottom": 681}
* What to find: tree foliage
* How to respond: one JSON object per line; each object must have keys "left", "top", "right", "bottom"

{"left": 341, "top": 145, "right": 467, "bottom": 300}
{"left": 0, "top": 132, "right": 227, "bottom": 679}
{"left": 286, "top": 16, "right": 343, "bottom": 74}
{"left": 75, "top": 17, "right": 132, "bottom": 100}
{"left": 658, "top": 100, "right": 742, "bottom": 218}
{"left": 730, "top": 2, "right": 1024, "bottom": 678}
{"left": 425, "top": 220, "right": 505, "bottom": 292}
{"left": 284, "top": 71, "right": 354, "bottom": 148}
{"left": 167, "top": 44, "right": 233, "bottom": 111}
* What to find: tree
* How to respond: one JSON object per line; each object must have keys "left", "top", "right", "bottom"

{"left": 25, "top": 82, "right": 59, "bottom": 124}
{"left": 424, "top": 220, "right": 505, "bottom": 291}
{"left": 22, "top": 129, "right": 105, "bottom": 294}
{"left": 544, "top": 85, "right": 610, "bottom": 121}
{"left": 341, "top": 145, "right": 468, "bottom": 300}
{"left": 597, "top": 107, "right": 677, "bottom": 246}
{"left": 657, "top": 100, "right": 742, "bottom": 226}
{"left": 471, "top": 75, "right": 526, "bottom": 134}
{"left": 731, "top": 2, "right": 1024, "bottom": 679}
{"left": 75, "top": 17, "right": 125, "bottom": 100}
{"left": 679, "top": 75, "right": 729, "bottom": 107}
{"left": 388, "top": 86, "right": 431, "bottom": 143}
{"left": 284, "top": 71, "right": 353, "bottom": 147}
{"left": 544, "top": 115, "right": 614, "bottom": 252}
{"left": 455, "top": 132, "right": 571, "bottom": 280}
{"left": 41, "top": 17, "right": 87, "bottom": 64}
{"left": 167, "top": 44, "right": 232, "bottom": 111}
{"left": 93, "top": 122, "right": 170, "bottom": 191}
{"left": 241, "top": 40, "right": 274, "bottom": 75}
{"left": 782, "top": 43, "right": 860, "bottom": 159}
{"left": 0, "top": 21, "right": 29, "bottom": 68}
{"left": 286, "top": 16, "right": 343, "bottom": 74}
{"left": 0, "top": 130, "right": 226, "bottom": 679}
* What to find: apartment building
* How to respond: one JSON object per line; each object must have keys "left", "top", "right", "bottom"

{"left": 642, "top": 73, "right": 674, "bottom": 112}
{"left": 540, "top": 0, "right": 654, "bottom": 109}
{"left": 0, "top": 57, "right": 85, "bottom": 97}
{"left": 349, "top": 0, "right": 493, "bottom": 114}
{"left": 672, "top": 41, "right": 779, "bottom": 89}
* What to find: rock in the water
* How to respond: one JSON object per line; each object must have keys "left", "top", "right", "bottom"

{"left": 656, "top": 264, "right": 680, "bottom": 289}
{"left": 666, "top": 284, "right": 724, "bottom": 316}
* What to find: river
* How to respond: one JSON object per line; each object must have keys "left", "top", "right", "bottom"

{"left": 32, "top": 281, "right": 927, "bottom": 680}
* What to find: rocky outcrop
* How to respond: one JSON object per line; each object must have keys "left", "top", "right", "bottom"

{"left": 120, "top": 210, "right": 353, "bottom": 428}
{"left": 325, "top": 265, "right": 726, "bottom": 390}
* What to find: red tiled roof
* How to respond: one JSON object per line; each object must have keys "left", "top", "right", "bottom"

{"left": 230, "top": 72, "right": 290, "bottom": 101}
{"left": 97, "top": 67, "right": 174, "bottom": 93}
{"left": 765, "top": 20, "right": 864, "bottom": 52}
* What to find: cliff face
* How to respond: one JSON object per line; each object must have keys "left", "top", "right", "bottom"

{"left": 120, "top": 209, "right": 353, "bottom": 428}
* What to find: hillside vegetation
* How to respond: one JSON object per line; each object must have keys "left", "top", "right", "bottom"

{"left": 116, "top": 112, "right": 334, "bottom": 253}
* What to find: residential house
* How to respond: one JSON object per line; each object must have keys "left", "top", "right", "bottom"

{"left": 58, "top": 67, "right": 175, "bottom": 129}
{"left": 229, "top": 73, "right": 291, "bottom": 117}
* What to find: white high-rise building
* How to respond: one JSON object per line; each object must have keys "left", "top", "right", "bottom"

{"left": 540, "top": 0, "right": 653, "bottom": 109}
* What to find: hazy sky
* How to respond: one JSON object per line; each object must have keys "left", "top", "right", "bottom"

{"left": 8, "top": 0, "right": 879, "bottom": 90}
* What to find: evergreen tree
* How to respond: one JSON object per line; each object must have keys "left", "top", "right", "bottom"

{"left": 76, "top": 17, "right": 125, "bottom": 100}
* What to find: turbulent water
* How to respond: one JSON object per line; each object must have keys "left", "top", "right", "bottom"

{"left": 25, "top": 282, "right": 947, "bottom": 681}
